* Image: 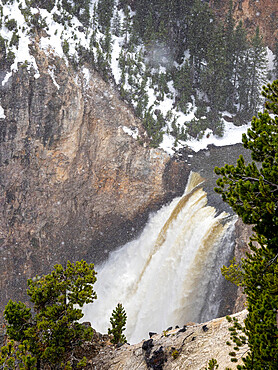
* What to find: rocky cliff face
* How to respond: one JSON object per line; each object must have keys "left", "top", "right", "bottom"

{"left": 0, "top": 44, "right": 189, "bottom": 311}
{"left": 232, "top": 218, "right": 258, "bottom": 313}
{"left": 88, "top": 310, "right": 248, "bottom": 370}
{"left": 210, "top": 0, "right": 278, "bottom": 49}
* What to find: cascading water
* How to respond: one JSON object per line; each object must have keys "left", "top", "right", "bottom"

{"left": 82, "top": 172, "right": 236, "bottom": 344}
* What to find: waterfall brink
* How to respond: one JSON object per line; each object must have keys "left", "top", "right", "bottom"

{"left": 82, "top": 172, "right": 236, "bottom": 344}
{"left": 131, "top": 172, "right": 205, "bottom": 296}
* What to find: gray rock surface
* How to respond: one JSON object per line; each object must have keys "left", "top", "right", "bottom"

{"left": 0, "top": 45, "right": 189, "bottom": 311}
{"left": 89, "top": 310, "right": 248, "bottom": 370}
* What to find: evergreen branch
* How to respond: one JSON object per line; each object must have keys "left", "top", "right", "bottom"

{"left": 241, "top": 176, "right": 278, "bottom": 191}
{"left": 264, "top": 253, "right": 278, "bottom": 270}
{"left": 238, "top": 348, "right": 250, "bottom": 360}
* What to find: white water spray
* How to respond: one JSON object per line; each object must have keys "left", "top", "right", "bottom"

{"left": 82, "top": 172, "right": 236, "bottom": 344}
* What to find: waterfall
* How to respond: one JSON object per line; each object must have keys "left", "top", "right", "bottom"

{"left": 82, "top": 172, "right": 236, "bottom": 344}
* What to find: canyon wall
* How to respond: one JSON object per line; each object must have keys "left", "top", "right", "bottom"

{"left": 1, "top": 0, "right": 272, "bottom": 318}
{"left": 0, "top": 45, "right": 189, "bottom": 311}
{"left": 210, "top": 0, "right": 278, "bottom": 49}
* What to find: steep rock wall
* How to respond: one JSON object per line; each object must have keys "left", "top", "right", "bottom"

{"left": 232, "top": 218, "right": 257, "bottom": 313}
{"left": 0, "top": 46, "right": 189, "bottom": 311}
{"left": 210, "top": 0, "right": 278, "bottom": 49}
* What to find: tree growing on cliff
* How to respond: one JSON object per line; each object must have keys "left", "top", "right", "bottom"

{"left": 215, "top": 80, "right": 278, "bottom": 368}
{"left": 108, "top": 303, "right": 127, "bottom": 345}
{"left": 3, "top": 260, "right": 97, "bottom": 369}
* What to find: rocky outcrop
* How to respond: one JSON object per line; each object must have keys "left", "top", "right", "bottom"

{"left": 0, "top": 311, "right": 249, "bottom": 369}
{"left": 89, "top": 310, "right": 248, "bottom": 370}
{"left": 0, "top": 45, "right": 189, "bottom": 311}
{"left": 210, "top": 0, "right": 278, "bottom": 49}
{"left": 232, "top": 218, "right": 257, "bottom": 313}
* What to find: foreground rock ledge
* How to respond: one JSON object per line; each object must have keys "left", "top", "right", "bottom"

{"left": 90, "top": 310, "right": 248, "bottom": 370}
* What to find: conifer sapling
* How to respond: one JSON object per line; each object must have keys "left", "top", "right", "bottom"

{"left": 108, "top": 303, "right": 127, "bottom": 345}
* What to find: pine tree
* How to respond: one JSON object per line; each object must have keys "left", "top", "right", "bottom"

{"left": 223, "top": 239, "right": 278, "bottom": 368}
{"left": 216, "top": 81, "right": 278, "bottom": 368}
{"left": 103, "top": 26, "right": 112, "bottom": 62}
{"left": 97, "top": 0, "right": 115, "bottom": 33}
{"left": 247, "top": 27, "right": 267, "bottom": 113}
{"left": 91, "top": 3, "right": 98, "bottom": 37}
{"left": 112, "top": 9, "right": 121, "bottom": 37}
{"left": 108, "top": 303, "right": 127, "bottom": 345}
{"left": 130, "top": 0, "right": 151, "bottom": 40}
{"left": 173, "top": 61, "right": 193, "bottom": 114}
{"left": 231, "top": 20, "right": 248, "bottom": 115}
{"left": 240, "top": 242, "right": 278, "bottom": 368}
{"left": 200, "top": 24, "right": 227, "bottom": 113}
{"left": 222, "top": 0, "right": 236, "bottom": 111}
{"left": 187, "top": 0, "right": 214, "bottom": 82}
{"left": 3, "top": 261, "right": 97, "bottom": 369}
{"left": 234, "top": 27, "right": 267, "bottom": 123}
{"left": 236, "top": 47, "right": 251, "bottom": 122}
{"left": 121, "top": 5, "right": 132, "bottom": 49}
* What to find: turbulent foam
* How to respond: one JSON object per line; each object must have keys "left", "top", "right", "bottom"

{"left": 82, "top": 172, "right": 235, "bottom": 343}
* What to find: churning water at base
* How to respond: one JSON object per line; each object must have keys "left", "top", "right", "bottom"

{"left": 82, "top": 172, "right": 236, "bottom": 344}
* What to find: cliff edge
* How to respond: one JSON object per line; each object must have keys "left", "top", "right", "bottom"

{"left": 89, "top": 310, "right": 248, "bottom": 370}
